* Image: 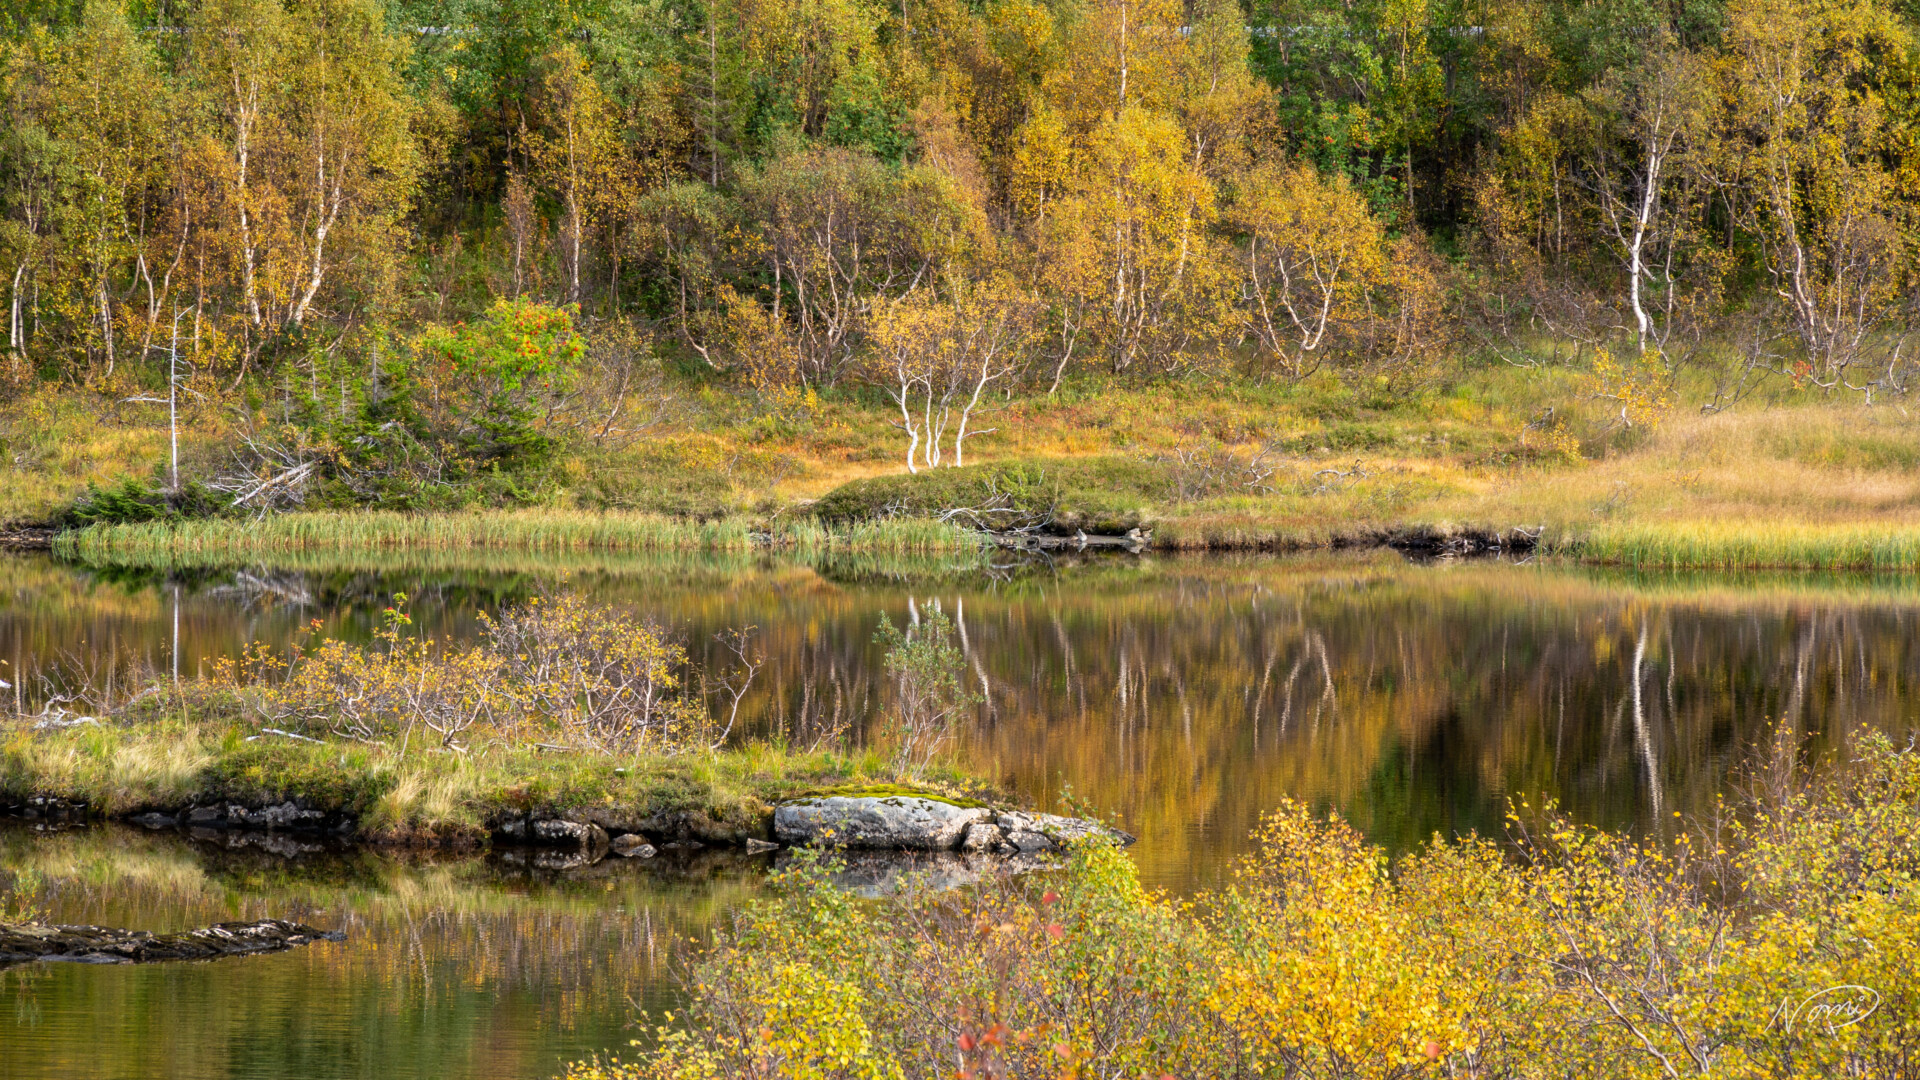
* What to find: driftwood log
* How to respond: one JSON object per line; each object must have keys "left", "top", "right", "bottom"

{"left": 0, "top": 918, "right": 343, "bottom": 965}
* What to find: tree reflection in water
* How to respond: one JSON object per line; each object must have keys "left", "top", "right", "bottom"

{"left": 5, "top": 551, "right": 1920, "bottom": 1079}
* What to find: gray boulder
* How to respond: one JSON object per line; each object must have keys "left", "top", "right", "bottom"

{"left": 774, "top": 796, "right": 991, "bottom": 851}
{"left": 609, "top": 833, "right": 656, "bottom": 858}
{"left": 959, "top": 822, "right": 1005, "bottom": 853}
{"left": 531, "top": 819, "right": 609, "bottom": 851}
{"left": 242, "top": 802, "right": 328, "bottom": 830}
{"left": 996, "top": 811, "right": 1134, "bottom": 853}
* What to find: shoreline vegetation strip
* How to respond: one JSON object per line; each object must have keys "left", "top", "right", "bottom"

{"left": 43, "top": 511, "right": 1920, "bottom": 572}
{"left": 0, "top": 722, "right": 992, "bottom": 847}
{"left": 49, "top": 512, "right": 990, "bottom": 562}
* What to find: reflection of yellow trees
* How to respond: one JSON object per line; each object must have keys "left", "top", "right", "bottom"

{"left": 11, "top": 554, "right": 1920, "bottom": 890}
{"left": 618, "top": 558, "right": 1920, "bottom": 886}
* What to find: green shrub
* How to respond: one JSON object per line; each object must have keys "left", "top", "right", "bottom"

{"left": 64, "top": 476, "right": 230, "bottom": 526}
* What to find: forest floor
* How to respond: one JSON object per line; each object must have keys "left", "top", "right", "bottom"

{"left": 7, "top": 361, "right": 1920, "bottom": 569}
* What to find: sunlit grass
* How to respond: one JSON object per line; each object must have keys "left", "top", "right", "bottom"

{"left": 0, "top": 716, "right": 992, "bottom": 842}
{"left": 16, "top": 361, "right": 1920, "bottom": 573}
{"left": 1572, "top": 521, "right": 1920, "bottom": 570}
{"left": 54, "top": 510, "right": 988, "bottom": 565}
{"left": 55, "top": 510, "right": 753, "bottom": 558}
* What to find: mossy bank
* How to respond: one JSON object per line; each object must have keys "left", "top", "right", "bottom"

{"left": 0, "top": 722, "right": 1000, "bottom": 850}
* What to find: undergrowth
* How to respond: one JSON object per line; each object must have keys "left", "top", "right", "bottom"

{"left": 571, "top": 730, "right": 1920, "bottom": 1080}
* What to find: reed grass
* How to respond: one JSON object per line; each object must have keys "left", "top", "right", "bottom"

{"left": 778, "top": 516, "right": 989, "bottom": 555}
{"left": 52, "top": 510, "right": 988, "bottom": 566}
{"left": 1572, "top": 521, "right": 1920, "bottom": 571}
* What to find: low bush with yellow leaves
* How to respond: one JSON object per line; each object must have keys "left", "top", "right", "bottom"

{"left": 228, "top": 591, "right": 715, "bottom": 755}
{"left": 568, "top": 731, "right": 1920, "bottom": 1080}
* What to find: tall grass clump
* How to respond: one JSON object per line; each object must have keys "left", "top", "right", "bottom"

{"left": 572, "top": 731, "right": 1920, "bottom": 1080}
{"left": 785, "top": 517, "right": 990, "bottom": 556}
{"left": 0, "top": 720, "right": 979, "bottom": 841}
{"left": 53, "top": 510, "right": 757, "bottom": 563}
{"left": 53, "top": 510, "right": 986, "bottom": 567}
{"left": 0, "top": 720, "right": 215, "bottom": 814}
{"left": 1578, "top": 521, "right": 1920, "bottom": 570}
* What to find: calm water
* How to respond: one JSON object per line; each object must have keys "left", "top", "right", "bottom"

{"left": 4, "top": 549, "right": 1920, "bottom": 1078}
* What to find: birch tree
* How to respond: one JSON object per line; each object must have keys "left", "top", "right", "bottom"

{"left": 867, "top": 287, "right": 1035, "bottom": 471}
{"left": 733, "top": 146, "right": 985, "bottom": 387}
{"left": 278, "top": 0, "right": 419, "bottom": 330}
{"left": 526, "top": 47, "right": 628, "bottom": 308}
{"left": 1232, "top": 161, "right": 1389, "bottom": 380}
{"left": 1722, "top": 0, "right": 1911, "bottom": 392}
{"left": 1577, "top": 39, "right": 1713, "bottom": 366}
{"left": 6, "top": 1, "right": 167, "bottom": 377}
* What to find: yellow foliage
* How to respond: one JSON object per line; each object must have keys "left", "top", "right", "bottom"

{"left": 1210, "top": 804, "right": 1471, "bottom": 1072}
{"left": 588, "top": 733, "right": 1920, "bottom": 1080}
{"left": 232, "top": 591, "right": 711, "bottom": 753}
{"left": 1587, "top": 348, "right": 1674, "bottom": 431}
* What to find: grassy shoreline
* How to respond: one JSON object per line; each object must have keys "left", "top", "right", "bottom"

{"left": 14, "top": 364, "right": 1920, "bottom": 575}
{"left": 42, "top": 508, "right": 1920, "bottom": 572}
{"left": 0, "top": 719, "right": 995, "bottom": 847}
{"left": 50, "top": 511, "right": 988, "bottom": 566}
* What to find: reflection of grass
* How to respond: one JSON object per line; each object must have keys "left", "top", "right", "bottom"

{"left": 0, "top": 823, "right": 761, "bottom": 924}
{"left": 0, "top": 718, "right": 993, "bottom": 844}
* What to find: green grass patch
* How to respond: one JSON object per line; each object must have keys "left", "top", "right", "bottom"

{"left": 1572, "top": 521, "right": 1920, "bottom": 571}
{"left": 0, "top": 719, "right": 999, "bottom": 845}
{"left": 52, "top": 510, "right": 988, "bottom": 567}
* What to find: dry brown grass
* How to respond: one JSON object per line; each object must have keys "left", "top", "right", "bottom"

{"left": 0, "top": 390, "right": 182, "bottom": 524}
{"left": 1436, "top": 406, "right": 1920, "bottom": 531}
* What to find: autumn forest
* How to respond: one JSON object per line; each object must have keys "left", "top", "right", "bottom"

{"left": 5, "top": 0, "right": 1919, "bottom": 400}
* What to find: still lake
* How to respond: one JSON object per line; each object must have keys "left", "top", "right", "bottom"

{"left": 3, "top": 549, "right": 1918, "bottom": 1078}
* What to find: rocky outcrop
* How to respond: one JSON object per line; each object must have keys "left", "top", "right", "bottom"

{"left": 6, "top": 788, "right": 1132, "bottom": 861}
{"left": 0, "top": 918, "right": 342, "bottom": 966}
{"left": 5, "top": 796, "right": 90, "bottom": 822}
{"left": 180, "top": 801, "right": 347, "bottom": 833}
{"left": 774, "top": 796, "right": 1131, "bottom": 855}
{"left": 993, "top": 810, "right": 1135, "bottom": 852}
{"left": 610, "top": 833, "right": 656, "bottom": 858}
{"left": 497, "top": 806, "right": 771, "bottom": 849}
{"left": 576, "top": 805, "right": 771, "bottom": 846}
{"left": 775, "top": 795, "right": 992, "bottom": 850}
{"left": 111, "top": 800, "right": 355, "bottom": 836}
{"left": 959, "top": 822, "right": 1006, "bottom": 853}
